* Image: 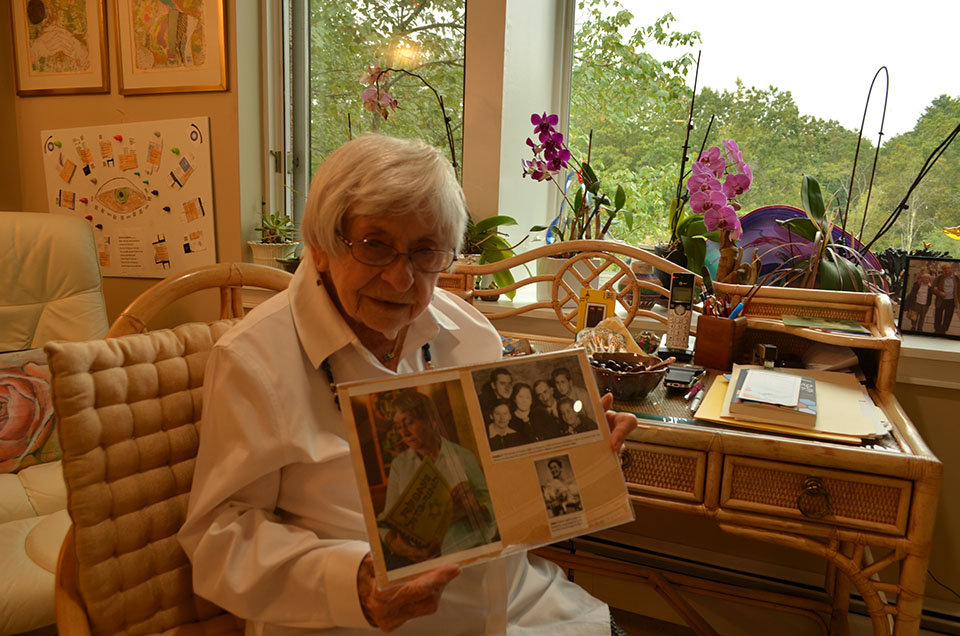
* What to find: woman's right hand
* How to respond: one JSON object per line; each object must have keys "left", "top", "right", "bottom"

{"left": 357, "top": 554, "right": 460, "bottom": 632}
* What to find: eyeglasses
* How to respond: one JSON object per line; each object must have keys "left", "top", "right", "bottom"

{"left": 336, "top": 232, "right": 457, "bottom": 273}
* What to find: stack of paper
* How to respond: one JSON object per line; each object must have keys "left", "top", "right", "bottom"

{"left": 728, "top": 368, "right": 818, "bottom": 428}
{"left": 694, "top": 364, "right": 887, "bottom": 443}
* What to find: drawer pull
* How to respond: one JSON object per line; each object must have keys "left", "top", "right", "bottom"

{"left": 797, "top": 477, "right": 832, "bottom": 519}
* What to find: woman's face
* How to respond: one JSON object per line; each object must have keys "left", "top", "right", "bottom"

{"left": 394, "top": 410, "right": 437, "bottom": 453}
{"left": 313, "top": 212, "right": 450, "bottom": 339}
{"left": 514, "top": 386, "right": 533, "bottom": 412}
{"left": 491, "top": 403, "right": 512, "bottom": 429}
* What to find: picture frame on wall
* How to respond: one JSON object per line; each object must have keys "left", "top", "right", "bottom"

{"left": 9, "top": 0, "right": 109, "bottom": 96}
{"left": 898, "top": 255, "right": 960, "bottom": 340}
{"left": 114, "top": 0, "right": 227, "bottom": 95}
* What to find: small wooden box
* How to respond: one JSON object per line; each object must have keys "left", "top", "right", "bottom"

{"left": 694, "top": 316, "right": 746, "bottom": 371}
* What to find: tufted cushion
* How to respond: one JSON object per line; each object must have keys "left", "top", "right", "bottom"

{"left": 44, "top": 320, "right": 243, "bottom": 636}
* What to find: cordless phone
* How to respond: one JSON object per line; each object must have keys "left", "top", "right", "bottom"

{"left": 665, "top": 272, "right": 695, "bottom": 349}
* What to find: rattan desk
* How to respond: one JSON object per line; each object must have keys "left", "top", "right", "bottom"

{"left": 536, "top": 287, "right": 941, "bottom": 636}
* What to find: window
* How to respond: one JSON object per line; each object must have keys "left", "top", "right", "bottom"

{"left": 566, "top": 1, "right": 960, "bottom": 255}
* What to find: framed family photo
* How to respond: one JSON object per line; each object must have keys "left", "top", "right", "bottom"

{"left": 9, "top": 0, "right": 109, "bottom": 95}
{"left": 114, "top": 0, "right": 227, "bottom": 94}
{"left": 898, "top": 256, "right": 960, "bottom": 340}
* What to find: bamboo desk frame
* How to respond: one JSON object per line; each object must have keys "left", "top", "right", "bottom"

{"left": 450, "top": 243, "right": 942, "bottom": 636}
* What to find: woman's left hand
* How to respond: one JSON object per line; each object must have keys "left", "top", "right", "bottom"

{"left": 450, "top": 481, "right": 490, "bottom": 523}
{"left": 601, "top": 392, "right": 637, "bottom": 453}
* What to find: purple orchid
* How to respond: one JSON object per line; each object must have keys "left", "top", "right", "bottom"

{"left": 521, "top": 158, "right": 552, "bottom": 182}
{"left": 690, "top": 189, "right": 728, "bottom": 215}
{"left": 531, "top": 113, "right": 559, "bottom": 137}
{"left": 704, "top": 204, "right": 743, "bottom": 239}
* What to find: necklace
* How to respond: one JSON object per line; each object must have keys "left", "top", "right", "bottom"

{"left": 380, "top": 326, "right": 408, "bottom": 362}
{"left": 321, "top": 342, "right": 433, "bottom": 410}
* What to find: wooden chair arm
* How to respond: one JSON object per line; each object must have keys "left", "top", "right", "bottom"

{"left": 55, "top": 525, "right": 92, "bottom": 636}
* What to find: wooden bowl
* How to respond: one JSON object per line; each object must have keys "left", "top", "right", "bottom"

{"left": 589, "top": 352, "right": 666, "bottom": 401}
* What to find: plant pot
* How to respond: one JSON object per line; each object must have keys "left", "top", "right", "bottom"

{"left": 654, "top": 241, "right": 687, "bottom": 289}
{"left": 535, "top": 254, "right": 597, "bottom": 310}
{"left": 248, "top": 240, "right": 300, "bottom": 269}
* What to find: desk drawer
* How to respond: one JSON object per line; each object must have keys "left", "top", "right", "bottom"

{"left": 720, "top": 456, "right": 911, "bottom": 535}
{"left": 621, "top": 442, "right": 705, "bottom": 503}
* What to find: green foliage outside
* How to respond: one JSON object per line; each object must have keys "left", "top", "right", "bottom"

{"left": 307, "top": 0, "right": 959, "bottom": 256}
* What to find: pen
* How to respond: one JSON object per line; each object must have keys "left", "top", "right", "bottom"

{"left": 689, "top": 387, "right": 706, "bottom": 412}
{"left": 727, "top": 301, "right": 744, "bottom": 319}
{"left": 684, "top": 379, "right": 705, "bottom": 400}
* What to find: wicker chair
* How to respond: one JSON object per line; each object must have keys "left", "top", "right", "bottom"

{"left": 48, "top": 320, "right": 245, "bottom": 635}
{"left": 108, "top": 262, "right": 292, "bottom": 337}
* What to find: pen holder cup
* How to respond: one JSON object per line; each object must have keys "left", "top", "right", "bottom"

{"left": 694, "top": 316, "right": 746, "bottom": 371}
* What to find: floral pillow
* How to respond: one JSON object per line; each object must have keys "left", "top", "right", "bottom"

{"left": 0, "top": 348, "right": 60, "bottom": 473}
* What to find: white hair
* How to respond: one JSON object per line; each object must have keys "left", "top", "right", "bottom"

{"left": 300, "top": 134, "right": 466, "bottom": 255}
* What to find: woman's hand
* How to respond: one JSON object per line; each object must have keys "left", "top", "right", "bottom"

{"left": 357, "top": 554, "right": 460, "bottom": 632}
{"left": 450, "top": 481, "right": 490, "bottom": 523}
{"left": 601, "top": 392, "right": 638, "bottom": 453}
{"left": 384, "top": 530, "right": 440, "bottom": 563}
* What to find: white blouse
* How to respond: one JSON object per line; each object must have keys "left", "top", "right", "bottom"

{"left": 178, "top": 251, "right": 611, "bottom": 635}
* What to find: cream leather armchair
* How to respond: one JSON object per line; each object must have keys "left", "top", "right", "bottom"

{"left": 0, "top": 211, "right": 108, "bottom": 635}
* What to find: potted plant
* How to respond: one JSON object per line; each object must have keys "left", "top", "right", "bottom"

{"left": 248, "top": 211, "right": 300, "bottom": 269}
{"left": 461, "top": 215, "right": 525, "bottom": 300}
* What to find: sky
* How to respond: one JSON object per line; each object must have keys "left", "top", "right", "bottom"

{"left": 617, "top": 0, "right": 960, "bottom": 138}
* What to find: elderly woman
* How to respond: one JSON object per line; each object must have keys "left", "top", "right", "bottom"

{"left": 178, "top": 134, "right": 638, "bottom": 635}
{"left": 381, "top": 389, "right": 496, "bottom": 563}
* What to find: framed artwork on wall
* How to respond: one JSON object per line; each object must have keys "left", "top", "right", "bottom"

{"left": 114, "top": 0, "right": 227, "bottom": 95}
{"left": 898, "top": 255, "right": 960, "bottom": 340}
{"left": 9, "top": 0, "right": 109, "bottom": 96}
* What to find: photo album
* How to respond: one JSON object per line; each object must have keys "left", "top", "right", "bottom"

{"left": 337, "top": 348, "right": 634, "bottom": 587}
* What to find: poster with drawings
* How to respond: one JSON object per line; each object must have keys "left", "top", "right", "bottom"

{"left": 40, "top": 117, "right": 215, "bottom": 278}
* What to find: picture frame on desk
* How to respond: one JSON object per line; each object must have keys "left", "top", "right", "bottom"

{"left": 898, "top": 255, "right": 960, "bottom": 340}
{"left": 114, "top": 0, "right": 227, "bottom": 94}
{"left": 9, "top": 0, "right": 109, "bottom": 96}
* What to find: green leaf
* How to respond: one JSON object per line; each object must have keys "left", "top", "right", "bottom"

{"left": 529, "top": 225, "right": 550, "bottom": 232}
{"left": 668, "top": 198, "right": 681, "bottom": 234}
{"left": 679, "top": 235, "right": 706, "bottom": 277}
{"left": 777, "top": 217, "right": 819, "bottom": 241}
{"left": 801, "top": 175, "right": 826, "bottom": 225}
{"left": 818, "top": 259, "right": 842, "bottom": 291}
{"left": 492, "top": 270, "right": 516, "bottom": 300}
{"left": 474, "top": 215, "right": 518, "bottom": 233}
{"left": 834, "top": 255, "right": 865, "bottom": 291}
{"left": 614, "top": 184, "right": 626, "bottom": 211}
{"left": 581, "top": 162, "right": 598, "bottom": 186}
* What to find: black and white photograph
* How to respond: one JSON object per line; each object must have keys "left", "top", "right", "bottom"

{"left": 347, "top": 382, "right": 501, "bottom": 580}
{"left": 899, "top": 256, "right": 960, "bottom": 340}
{"left": 470, "top": 351, "right": 602, "bottom": 460}
{"left": 534, "top": 454, "right": 588, "bottom": 535}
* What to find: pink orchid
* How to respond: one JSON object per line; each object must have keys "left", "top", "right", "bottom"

{"left": 696, "top": 146, "right": 726, "bottom": 179}
{"left": 361, "top": 87, "right": 398, "bottom": 119}
{"left": 360, "top": 64, "right": 389, "bottom": 87}
{"left": 687, "top": 172, "right": 722, "bottom": 196}
{"left": 723, "top": 139, "right": 745, "bottom": 172}
{"left": 723, "top": 173, "right": 752, "bottom": 199}
{"left": 704, "top": 204, "right": 743, "bottom": 239}
{"left": 690, "top": 189, "right": 728, "bottom": 215}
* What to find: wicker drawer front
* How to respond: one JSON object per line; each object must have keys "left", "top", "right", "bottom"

{"left": 720, "top": 456, "right": 911, "bottom": 535}
{"left": 621, "top": 442, "right": 705, "bottom": 502}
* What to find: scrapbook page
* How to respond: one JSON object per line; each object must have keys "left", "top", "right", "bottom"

{"left": 337, "top": 348, "right": 634, "bottom": 586}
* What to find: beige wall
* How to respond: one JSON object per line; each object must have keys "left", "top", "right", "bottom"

{"left": 3, "top": 1, "right": 249, "bottom": 327}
